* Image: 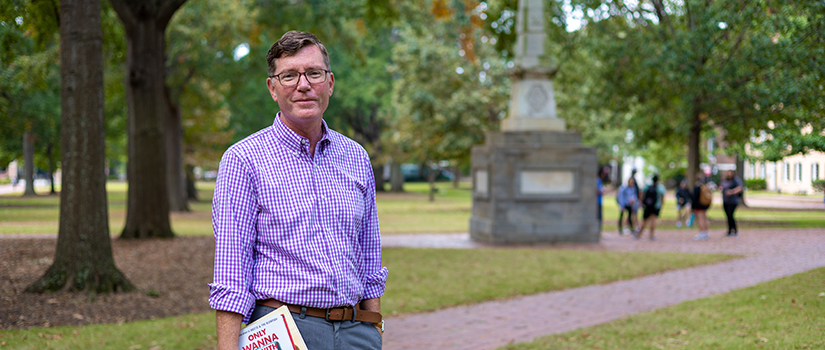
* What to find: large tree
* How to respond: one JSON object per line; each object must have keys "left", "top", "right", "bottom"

{"left": 27, "top": 0, "right": 134, "bottom": 293}
{"left": 573, "top": 0, "right": 825, "bottom": 185}
{"left": 109, "top": 0, "right": 187, "bottom": 238}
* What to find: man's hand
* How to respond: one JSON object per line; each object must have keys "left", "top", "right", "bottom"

{"left": 216, "top": 310, "right": 243, "bottom": 350}
{"left": 361, "top": 298, "right": 382, "bottom": 337}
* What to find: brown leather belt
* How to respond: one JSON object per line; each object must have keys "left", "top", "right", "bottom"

{"left": 256, "top": 299, "right": 382, "bottom": 324}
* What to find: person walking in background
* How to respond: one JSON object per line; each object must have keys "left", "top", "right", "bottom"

{"left": 721, "top": 170, "right": 744, "bottom": 237}
{"left": 597, "top": 167, "right": 607, "bottom": 233}
{"left": 692, "top": 172, "right": 712, "bottom": 241}
{"left": 637, "top": 174, "right": 666, "bottom": 241}
{"left": 617, "top": 177, "right": 639, "bottom": 235}
{"left": 629, "top": 168, "right": 641, "bottom": 232}
{"left": 675, "top": 179, "right": 692, "bottom": 228}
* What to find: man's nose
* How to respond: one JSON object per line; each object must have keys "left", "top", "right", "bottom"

{"left": 295, "top": 74, "right": 312, "bottom": 91}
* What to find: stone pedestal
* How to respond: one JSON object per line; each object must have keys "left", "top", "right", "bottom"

{"left": 470, "top": 131, "right": 599, "bottom": 244}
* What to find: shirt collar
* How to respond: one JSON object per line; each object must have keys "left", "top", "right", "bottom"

{"left": 272, "top": 112, "right": 331, "bottom": 156}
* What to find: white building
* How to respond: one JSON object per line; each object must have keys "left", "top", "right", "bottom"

{"left": 744, "top": 151, "right": 825, "bottom": 194}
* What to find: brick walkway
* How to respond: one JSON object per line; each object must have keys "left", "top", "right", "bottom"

{"left": 382, "top": 228, "right": 825, "bottom": 350}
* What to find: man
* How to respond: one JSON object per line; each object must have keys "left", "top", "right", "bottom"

{"left": 636, "top": 174, "right": 666, "bottom": 241}
{"left": 720, "top": 170, "right": 744, "bottom": 237}
{"left": 210, "top": 31, "right": 387, "bottom": 350}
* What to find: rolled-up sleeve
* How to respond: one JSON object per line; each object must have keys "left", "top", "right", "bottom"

{"left": 359, "top": 156, "right": 388, "bottom": 300}
{"left": 208, "top": 149, "right": 259, "bottom": 317}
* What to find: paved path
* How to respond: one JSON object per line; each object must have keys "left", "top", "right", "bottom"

{"left": 0, "top": 179, "right": 53, "bottom": 196}
{"left": 382, "top": 228, "right": 825, "bottom": 350}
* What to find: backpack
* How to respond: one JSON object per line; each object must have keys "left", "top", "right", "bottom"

{"left": 698, "top": 183, "right": 712, "bottom": 207}
{"left": 643, "top": 185, "right": 658, "bottom": 209}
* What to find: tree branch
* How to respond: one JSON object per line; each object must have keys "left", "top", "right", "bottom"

{"left": 157, "top": 0, "right": 188, "bottom": 29}
{"left": 50, "top": 0, "right": 60, "bottom": 27}
{"left": 108, "top": 0, "right": 136, "bottom": 29}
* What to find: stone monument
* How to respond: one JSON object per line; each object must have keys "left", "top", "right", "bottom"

{"left": 469, "top": 0, "right": 599, "bottom": 244}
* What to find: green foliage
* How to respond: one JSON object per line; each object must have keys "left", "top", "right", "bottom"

{"left": 812, "top": 180, "right": 825, "bottom": 193}
{"left": 571, "top": 0, "right": 825, "bottom": 178}
{"left": 745, "top": 178, "right": 767, "bottom": 191}
{"left": 0, "top": 1, "right": 61, "bottom": 167}
{"left": 503, "top": 267, "right": 825, "bottom": 350}
{"left": 749, "top": 125, "right": 825, "bottom": 162}
{"left": 390, "top": 3, "right": 510, "bottom": 168}
{"left": 165, "top": 0, "right": 252, "bottom": 169}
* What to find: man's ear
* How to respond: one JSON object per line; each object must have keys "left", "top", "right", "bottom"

{"left": 327, "top": 72, "right": 334, "bottom": 97}
{"left": 266, "top": 78, "right": 278, "bottom": 102}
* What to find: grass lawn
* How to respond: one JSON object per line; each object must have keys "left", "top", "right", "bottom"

{"left": 377, "top": 181, "right": 472, "bottom": 233}
{"left": 382, "top": 248, "right": 734, "bottom": 316}
{"left": 3, "top": 181, "right": 816, "bottom": 349}
{"left": 3, "top": 181, "right": 824, "bottom": 236}
{"left": 0, "top": 247, "right": 734, "bottom": 349}
{"left": 500, "top": 267, "right": 825, "bottom": 350}
{"left": 0, "top": 181, "right": 473, "bottom": 235}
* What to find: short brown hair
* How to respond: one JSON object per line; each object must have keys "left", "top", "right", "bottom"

{"left": 266, "top": 31, "right": 330, "bottom": 76}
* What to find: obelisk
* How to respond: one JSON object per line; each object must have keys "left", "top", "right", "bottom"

{"left": 469, "top": 0, "right": 599, "bottom": 244}
{"left": 502, "top": 0, "right": 565, "bottom": 132}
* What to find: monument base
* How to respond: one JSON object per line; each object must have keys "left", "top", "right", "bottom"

{"left": 470, "top": 131, "right": 599, "bottom": 244}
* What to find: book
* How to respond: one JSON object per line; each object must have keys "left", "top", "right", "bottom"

{"left": 239, "top": 305, "right": 307, "bottom": 350}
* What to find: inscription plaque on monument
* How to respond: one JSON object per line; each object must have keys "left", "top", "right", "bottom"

{"left": 519, "top": 170, "right": 574, "bottom": 195}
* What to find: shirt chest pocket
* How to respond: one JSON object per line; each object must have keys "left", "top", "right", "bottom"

{"left": 327, "top": 184, "right": 366, "bottom": 227}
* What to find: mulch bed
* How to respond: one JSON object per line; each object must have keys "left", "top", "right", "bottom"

{"left": 0, "top": 236, "right": 215, "bottom": 330}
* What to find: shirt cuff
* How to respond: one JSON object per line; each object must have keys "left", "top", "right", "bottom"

{"left": 208, "top": 282, "right": 255, "bottom": 320}
{"left": 362, "top": 266, "right": 389, "bottom": 300}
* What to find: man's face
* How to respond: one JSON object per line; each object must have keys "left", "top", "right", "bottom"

{"left": 266, "top": 45, "right": 334, "bottom": 127}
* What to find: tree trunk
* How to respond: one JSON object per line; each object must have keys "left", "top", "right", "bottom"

{"left": 27, "top": 0, "right": 134, "bottom": 293}
{"left": 373, "top": 164, "right": 386, "bottom": 192}
{"left": 185, "top": 164, "right": 198, "bottom": 200}
{"left": 22, "top": 131, "right": 36, "bottom": 196}
{"left": 686, "top": 107, "right": 702, "bottom": 186}
{"left": 165, "top": 89, "right": 189, "bottom": 212}
{"left": 451, "top": 165, "right": 460, "bottom": 189}
{"left": 390, "top": 161, "right": 404, "bottom": 192}
{"left": 47, "top": 142, "right": 57, "bottom": 194}
{"left": 110, "top": 0, "right": 187, "bottom": 238}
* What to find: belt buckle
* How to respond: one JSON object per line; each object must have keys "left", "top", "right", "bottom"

{"left": 324, "top": 306, "right": 357, "bottom": 322}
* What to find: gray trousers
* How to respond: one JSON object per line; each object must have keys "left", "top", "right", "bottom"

{"left": 250, "top": 304, "right": 382, "bottom": 350}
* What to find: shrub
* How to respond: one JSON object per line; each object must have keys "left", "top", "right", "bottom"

{"left": 745, "top": 179, "right": 767, "bottom": 191}
{"left": 813, "top": 179, "right": 825, "bottom": 193}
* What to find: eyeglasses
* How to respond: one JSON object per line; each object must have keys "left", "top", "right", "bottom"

{"left": 268, "top": 69, "right": 330, "bottom": 86}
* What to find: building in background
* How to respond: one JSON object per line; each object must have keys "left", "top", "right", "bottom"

{"left": 744, "top": 152, "right": 825, "bottom": 194}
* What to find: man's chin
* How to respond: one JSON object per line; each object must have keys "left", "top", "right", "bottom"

{"left": 285, "top": 111, "right": 323, "bottom": 121}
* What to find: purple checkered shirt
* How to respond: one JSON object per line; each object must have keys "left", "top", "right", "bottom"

{"left": 209, "top": 114, "right": 388, "bottom": 322}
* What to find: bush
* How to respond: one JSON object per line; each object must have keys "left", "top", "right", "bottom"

{"left": 813, "top": 179, "right": 825, "bottom": 193}
{"left": 745, "top": 179, "right": 767, "bottom": 191}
